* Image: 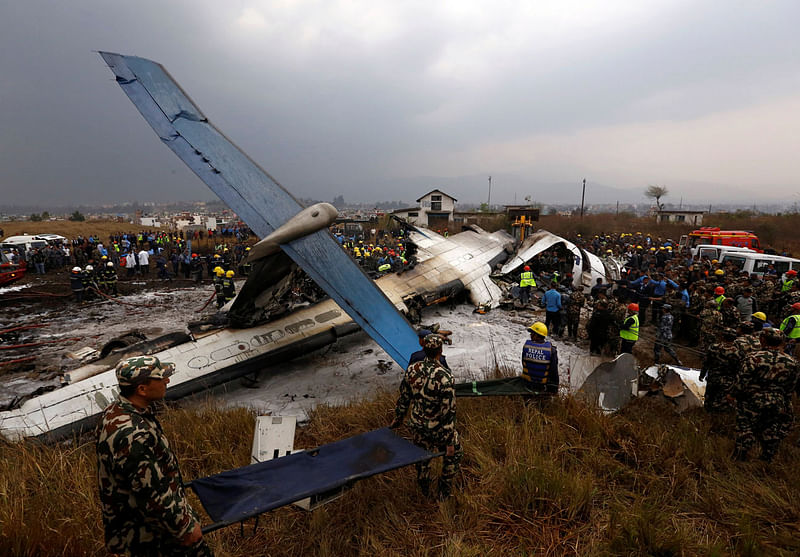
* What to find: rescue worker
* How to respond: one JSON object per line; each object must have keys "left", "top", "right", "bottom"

{"left": 542, "top": 281, "right": 562, "bottom": 337}
{"left": 564, "top": 286, "right": 584, "bottom": 340}
{"left": 102, "top": 261, "right": 118, "bottom": 296}
{"left": 213, "top": 266, "right": 226, "bottom": 308}
{"left": 240, "top": 247, "right": 252, "bottom": 276}
{"left": 221, "top": 270, "right": 236, "bottom": 304}
{"left": 778, "top": 302, "right": 800, "bottom": 355}
{"left": 521, "top": 322, "right": 559, "bottom": 394}
{"left": 82, "top": 264, "right": 97, "bottom": 300}
{"left": 190, "top": 254, "right": 203, "bottom": 283}
{"left": 700, "top": 327, "right": 739, "bottom": 413}
{"left": 96, "top": 356, "right": 211, "bottom": 555}
{"left": 619, "top": 303, "right": 639, "bottom": 354}
{"left": 653, "top": 304, "right": 681, "bottom": 365}
{"left": 409, "top": 329, "right": 449, "bottom": 368}
{"left": 781, "top": 269, "right": 797, "bottom": 292}
{"left": 699, "top": 300, "right": 724, "bottom": 351}
{"left": 519, "top": 265, "right": 536, "bottom": 306}
{"left": 714, "top": 286, "right": 726, "bottom": 310}
{"left": 751, "top": 311, "right": 772, "bottom": 330}
{"left": 587, "top": 298, "right": 611, "bottom": 355}
{"left": 390, "top": 334, "right": 462, "bottom": 500}
{"left": 730, "top": 328, "right": 800, "bottom": 462}
{"left": 70, "top": 266, "right": 84, "bottom": 303}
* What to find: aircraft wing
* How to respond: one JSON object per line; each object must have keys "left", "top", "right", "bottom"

{"left": 99, "top": 52, "right": 418, "bottom": 368}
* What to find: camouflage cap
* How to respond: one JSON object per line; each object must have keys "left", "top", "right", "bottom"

{"left": 761, "top": 327, "right": 785, "bottom": 346}
{"left": 115, "top": 355, "right": 175, "bottom": 387}
{"left": 422, "top": 334, "right": 443, "bottom": 349}
{"left": 720, "top": 327, "right": 738, "bottom": 340}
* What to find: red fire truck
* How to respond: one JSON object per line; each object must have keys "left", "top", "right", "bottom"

{"left": 679, "top": 227, "right": 762, "bottom": 252}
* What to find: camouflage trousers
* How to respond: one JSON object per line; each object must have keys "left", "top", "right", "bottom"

{"left": 735, "top": 400, "right": 793, "bottom": 460}
{"left": 704, "top": 376, "right": 735, "bottom": 413}
{"left": 412, "top": 429, "right": 463, "bottom": 497}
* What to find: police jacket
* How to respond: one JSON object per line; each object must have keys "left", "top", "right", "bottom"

{"left": 522, "top": 340, "right": 559, "bottom": 389}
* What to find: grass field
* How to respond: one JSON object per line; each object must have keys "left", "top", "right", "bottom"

{"left": 1, "top": 389, "right": 799, "bottom": 556}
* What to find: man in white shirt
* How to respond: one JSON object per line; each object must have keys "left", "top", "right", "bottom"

{"left": 138, "top": 248, "right": 150, "bottom": 276}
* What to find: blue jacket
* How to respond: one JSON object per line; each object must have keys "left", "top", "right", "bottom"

{"left": 543, "top": 289, "right": 562, "bottom": 312}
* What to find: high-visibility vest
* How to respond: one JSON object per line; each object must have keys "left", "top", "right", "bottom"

{"left": 522, "top": 340, "right": 552, "bottom": 384}
{"left": 520, "top": 271, "right": 536, "bottom": 288}
{"left": 780, "top": 315, "right": 800, "bottom": 339}
{"left": 620, "top": 314, "right": 639, "bottom": 341}
{"left": 378, "top": 263, "right": 391, "bottom": 272}
{"left": 715, "top": 294, "right": 726, "bottom": 309}
{"left": 782, "top": 279, "right": 795, "bottom": 292}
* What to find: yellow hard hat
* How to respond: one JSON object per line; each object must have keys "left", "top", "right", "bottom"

{"left": 226, "top": 270, "right": 235, "bottom": 278}
{"left": 637, "top": 245, "right": 643, "bottom": 249}
{"left": 214, "top": 267, "right": 224, "bottom": 276}
{"left": 714, "top": 269, "right": 725, "bottom": 276}
{"left": 711, "top": 259, "right": 718, "bottom": 264}
{"left": 528, "top": 322, "right": 548, "bottom": 337}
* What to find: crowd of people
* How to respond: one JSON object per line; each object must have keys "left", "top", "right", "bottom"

{"left": 516, "top": 232, "right": 800, "bottom": 465}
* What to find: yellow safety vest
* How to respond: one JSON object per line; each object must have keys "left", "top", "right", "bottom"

{"left": 780, "top": 315, "right": 800, "bottom": 339}
{"left": 715, "top": 294, "right": 726, "bottom": 309}
{"left": 520, "top": 271, "right": 536, "bottom": 288}
{"left": 782, "top": 279, "right": 794, "bottom": 292}
{"left": 620, "top": 314, "right": 639, "bottom": 341}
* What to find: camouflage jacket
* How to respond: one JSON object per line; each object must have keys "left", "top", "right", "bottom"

{"left": 566, "top": 290, "right": 585, "bottom": 316}
{"left": 96, "top": 396, "right": 199, "bottom": 553}
{"left": 733, "top": 335, "right": 761, "bottom": 359}
{"left": 721, "top": 305, "right": 741, "bottom": 328}
{"left": 732, "top": 349, "right": 800, "bottom": 407}
{"left": 394, "top": 357, "right": 457, "bottom": 445}
{"left": 702, "top": 341, "right": 740, "bottom": 383}
{"left": 699, "top": 308, "right": 723, "bottom": 329}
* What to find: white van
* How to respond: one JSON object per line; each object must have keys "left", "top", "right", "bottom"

{"left": 0, "top": 235, "right": 48, "bottom": 252}
{"left": 719, "top": 252, "right": 800, "bottom": 277}
{"left": 692, "top": 244, "right": 755, "bottom": 261}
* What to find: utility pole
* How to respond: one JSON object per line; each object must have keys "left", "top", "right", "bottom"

{"left": 616, "top": 200, "right": 619, "bottom": 216}
{"left": 487, "top": 176, "right": 492, "bottom": 208}
{"left": 580, "top": 178, "right": 586, "bottom": 218}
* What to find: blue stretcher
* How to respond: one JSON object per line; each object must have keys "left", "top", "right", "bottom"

{"left": 188, "top": 428, "right": 439, "bottom": 532}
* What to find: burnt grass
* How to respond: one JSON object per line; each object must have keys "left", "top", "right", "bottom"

{"left": 1, "top": 392, "right": 800, "bottom": 556}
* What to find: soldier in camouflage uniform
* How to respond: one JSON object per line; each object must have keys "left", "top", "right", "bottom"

{"left": 96, "top": 356, "right": 212, "bottom": 556}
{"left": 391, "top": 334, "right": 463, "bottom": 500}
{"left": 606, "top": 296, "right": 627, "bottom": 356}
{"left": 700, "top": 327, "right": 739, "bottom": 413}
{"left": 720, "top": 297, "right": 741, "bottom": 328}
{"left": 733, "top": 321, "right": 760, "bottom": 358}
{"left": 730, "top": 328, "right": 800, "bottom": 462}
{"left": 698, "top": 300, "right": 723, "bottom": 351}
{"left": 565, "top": 287, "right": 585, "bottom": 340}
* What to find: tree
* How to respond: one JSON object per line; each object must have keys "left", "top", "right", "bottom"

{"left": 41, "top": 211, "right": 50, "bottom": 220}
{"left": 69, "top": 211, "right": 85, "bottom": 222}
{"left": 29, "top": 213, "right": 42, "bottom": 222}
{"left": 332, "top": 195, "right": 345, "bottom": 208}
{"left": 645, "top": 185, "right": 668, "bottom": 211}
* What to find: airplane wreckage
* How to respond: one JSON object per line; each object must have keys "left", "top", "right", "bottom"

{"left": 0, "top": 53, "right": 701, "bottom": 443}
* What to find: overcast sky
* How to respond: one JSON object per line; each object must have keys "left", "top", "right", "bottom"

{"left": 1, "top": 1, "right": 799, "bottom": 207}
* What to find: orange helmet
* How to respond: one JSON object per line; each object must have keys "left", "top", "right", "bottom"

{"left": 524, "top": 265, "right": 530, "bottom": 271}
{"left": 792, "top": 302, "right": 800, "bottom": 311}
{"left": 714, "top": 286, "right": 725, "bottom": 295}
{"left": 627, "top": 303, "right": 639, "bottom": 312}
{"left": 787, "top": 270, "right": 797, "bottom": 276}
